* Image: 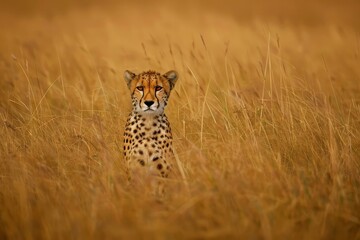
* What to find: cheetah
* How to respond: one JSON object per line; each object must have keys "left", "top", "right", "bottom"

{"left": 122, "top": 70, "right": 178, "bottom": 183}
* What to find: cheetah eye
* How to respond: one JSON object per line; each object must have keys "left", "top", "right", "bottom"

{"left": 155, "top": 86, "right": 162, "bottom": 91}
{"left": 136, "top": 86, "right": 144, "bottom": 91}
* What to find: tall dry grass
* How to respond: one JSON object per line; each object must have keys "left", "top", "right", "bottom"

{"left": 0, "top": 1, "right": 360, "bottom": 239}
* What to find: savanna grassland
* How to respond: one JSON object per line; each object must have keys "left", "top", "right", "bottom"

{"left": 1, "top": 0, "right": 360, "bottom": 239}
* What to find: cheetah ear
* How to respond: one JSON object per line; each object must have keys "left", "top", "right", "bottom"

{"left": 124, "top": 70, "right": 136, "bottom": 88}
{"left": 163, "top": 70, "right": 178, "bottom": 90}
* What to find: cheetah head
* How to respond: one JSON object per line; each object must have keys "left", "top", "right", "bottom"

{"left": 124, "top": 70, "right": 178, "bottom": 114}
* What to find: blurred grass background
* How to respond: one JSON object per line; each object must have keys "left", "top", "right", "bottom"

{"left": 1, "top": 0, "right": 360, "bottom": 27}
{"left": 0, "top": 0, "right": 360, "bottom": 239}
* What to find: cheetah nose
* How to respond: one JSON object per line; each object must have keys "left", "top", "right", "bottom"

{"left": 144, "top": 101, "right": 154, "bottom": 107}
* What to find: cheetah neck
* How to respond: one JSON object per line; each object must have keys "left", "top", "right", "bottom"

{"left": 129, "top": 111, "right": 168, "bottom": 130}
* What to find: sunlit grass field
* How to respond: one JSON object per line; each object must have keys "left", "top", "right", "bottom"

{"left": 1, "top": 1, "right": 360, "bottom": 239}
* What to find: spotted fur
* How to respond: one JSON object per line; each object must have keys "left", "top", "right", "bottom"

{"left": 123, "top": 70, "right": 178, "bottom": 181}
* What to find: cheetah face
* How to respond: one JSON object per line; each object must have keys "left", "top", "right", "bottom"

{"left": 124, "top": 70, "right": 178, "bottom": 114}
